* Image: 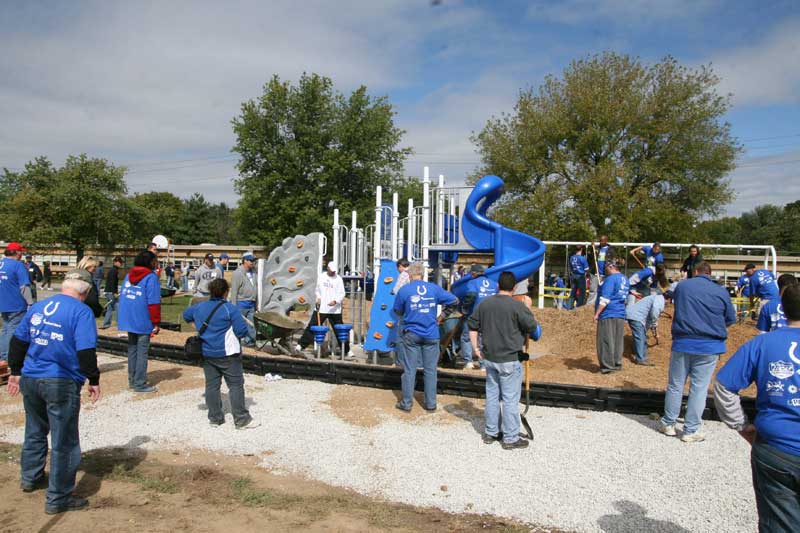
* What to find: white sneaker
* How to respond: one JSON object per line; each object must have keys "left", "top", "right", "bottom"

{"left": 681, "top": 432, "right": 705, "bottom": 443}
{"left": 236, "top": 419, "right": 261, "bottom": 430}
{"left": 658, "top": 422, "right": 677, "bottom": 436}
{"left": 464, "top": 362, "right": 476, "bottom": 370}
{"left": 294, "top": 344, "right": 302, "bottom": 353}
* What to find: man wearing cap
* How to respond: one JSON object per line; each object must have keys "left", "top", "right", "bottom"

{"left": 1, "top": 243, "right": 34, "bottom": 361}
{"left": 193, "top": 253, "right": 222, "bottom": 305}
{"left": 297, "top": 261, "right": 349, "bottom": 357}
{"left": 216, "top": 253, "right": 230, "bottom": 278}
{"left": 6, "top": 275, "right": 100, "bottom": 514}
{"left": 230, "top": 253, "right": 258, "bottom": 346}
{"left": 459, "top": 264, "right": 498, "bottom": 370}
{"left": 744, "top": 263, "right": 780, "bottom": 315}
{"left": 594, "top": 260, "right": 630, "bottom": 373}
{"left": 24, "top": 255, "right": 43, "bottom": 302}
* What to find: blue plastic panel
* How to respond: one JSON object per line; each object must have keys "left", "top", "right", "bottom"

{"left": 363, "top": 259, "right": 400, "bottom": 352}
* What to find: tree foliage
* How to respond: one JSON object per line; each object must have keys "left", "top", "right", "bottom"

{"left": 697, "top": 201, "right": 800, "bottom": 254}
{"left": 472, "top": 52, "right": 740, "bottom": 242}
{"left": 232, "top": 73, "right": 411, "bottom": 248}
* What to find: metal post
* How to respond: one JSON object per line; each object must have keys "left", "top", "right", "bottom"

{"left": 332, "top": 209, "right": 340, "bottom": 269}
{"left": 374, "top": 186, "right": 382, "bottom": 275}
{"left": 422, "top": 167, "right": 430, "bottom": 268}
{"left": 391, "top": 192, "right": 399, "bottom": 261}
{"left": 538, "top": 256, "right": 546, "bottom": 309}
{"left": 408, "top": 198, "right": 415, "bottom": 261}
{"left": 350, "top": 211, "right": 357, "bottom": 274}
{"left": 256, "top": 258, "right": 266, "bottom": 311}
{"left": 437, "top": 174, "right": 445, "bottom": 245}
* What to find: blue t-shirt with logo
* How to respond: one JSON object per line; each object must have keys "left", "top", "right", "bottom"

{"left": 14, "top": 294, "right": 97, "bottom": 385}
{"left": 596, "top": 272, "right": 629, "bottom": 319}
{"left": 118, "top": 272, "right": 161, "bottom": 334}
{"left": 394, "top": 280, "right": 457, "bottom": 339}
{"left": 465, "top": 276, "right": 499, "bottom": 315}
{"left": 597, "top": 245, "right": 610, "bottom": 275}
{"left": 0, "top": 257, "right": 31, "bottom": 312}
{"left": 569, "top": 254, "right": 589, "bottom": 276}
{"left": 716, "top": 327, "right": 800, "bottom": 456}
{"left": 757, "top": 299, "right": 787, "bottom": 332}
{"left": 749, "top": 269, "right": 780, "bottom": 300}
{"left": 736, "top": 274, "right": 751, "bottom": 297}
{"left": 642, "top": 246, "right": 664, "bottom": 267}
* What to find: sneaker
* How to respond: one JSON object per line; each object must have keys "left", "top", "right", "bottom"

{"left": 658, "top": 422, "right": 677, "bottom": 436}
{"left": 45, "top": 496, "right": 89, "bottom": 514}
{"left": 464, "top": 362, "right": 476, "bottom": 370}
{"left": 133, "top": 385, "right": 157, "bottom": 394}
{"left": 482, "top": 433, "right": 501, "bottom": 444}
{"left": 20, "top": 478, "right": 47, "bottom": 493}
{"left": 98, "top": 325, "right": 111, "bottom": 330}
{"left": 423, "top": 405, "right": 437, "bottom": 412}
{"left": 634, "top": 360, "right": 655, "bottom": 366}
{"left": 501, "top": 439, "right": 530, "bottom": 450}
{"left": 681, "top": 432, "right": 706, "bottom": 443}
{"left": 209, "top": 420, "right": 225, "bottom": 427}
{"left": 395, "top": 402, "right": 411, "bottom": 413}
{"left": 235, "top": 419, "right": 261, "bottom": 430}
{"left": 294, "top": 344, "right": 303, "bottom": 353}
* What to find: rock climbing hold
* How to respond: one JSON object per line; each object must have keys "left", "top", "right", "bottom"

{"left": 270, "top": 278, "right": 277, "bottom": 286}
{"left": 298, "top": 296, "right": 306, "bottom": 304}
{"left": 383, "top": 277, "right": 394, "bottom": 284}
{"left": 288, "top": 266, "right": 296, "bottom": 273}
{"left": 373, "top": 332, "right": 383, "bottom": 340}
{"left": 385, "top": 321, "right": 394, "bottom": 328}
{"left": 380, "top": 304, "right": 387, "bottom": 310}
{"left": 297, "top": 240, "right": 304, "bottom": 248}
{"left": 296, "top": 280, "right": 304, "bottom": 287}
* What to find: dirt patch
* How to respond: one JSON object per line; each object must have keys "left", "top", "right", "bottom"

{"left": 324, "top": 385, "right": 472, "bottom": 428}
{"left": 0, "top": 442, "right": 560, "bottom": 533}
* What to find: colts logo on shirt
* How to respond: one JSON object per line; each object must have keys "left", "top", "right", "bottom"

{"left": 43, "top": 301, "right": 60, "bottom": 316}
{"left": 481, "top": 279, "right": 490, "bottom": 289}
{"left": 789, "top": 342, "right": 800, "bottom": 368}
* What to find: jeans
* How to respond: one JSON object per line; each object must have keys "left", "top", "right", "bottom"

{"left": 567, "top": 274, "right": 586, "bottom": 309}
{"left": 0, "top": 310, "right": 26, "bottom": 361}
{"left": 399, "top": 331, "right": 439, "bottom": 410}
{"left": 127, "top": 332, "right": 151, "bottom": 389}
{"left": 751, "top": 438, "right": 800, "bottom": 533}
{"left": 166, "top": 276, "right": 174, "bottom": 289}
{"left": 483, "top": 359, "right": 523, "bottom": 444}
{"left": 203, "top": 356, "right": 251, "bottom": 427}
{"left": 20, "top": 377, "right": 82, "bottom": 509}
{"left": 587, "top": 274, "right": 599, "bottom": 305}
{"left": 460, "top": 325, "right": 473, "bottom": 363}
{"left": 239, "top": 306, "right": 257, "bottom": 344}
{"left": 628, "top": 320, "right": 648, "bottom": 362}
{"left": 661, "top": 351, "right": 718, "bottom": 434}
{"left": 102, "top": 292, "right": 117, "bottom": 328}
{"left": 182, "top": 275, "right": 189, "bottom": 292}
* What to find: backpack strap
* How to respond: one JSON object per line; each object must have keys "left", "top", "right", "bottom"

{"left": 198, "top": 301, "right": 226, "bottom": 336}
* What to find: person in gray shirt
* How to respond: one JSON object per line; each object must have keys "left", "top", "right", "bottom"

{"left": 193, "top": 253, "right": 222, "bottom": 305}
{"left": 230, "top": 252, "right": 258, "bottom": 346}
{"left": 468, "top": 271, "right": 539, "bottom": 450}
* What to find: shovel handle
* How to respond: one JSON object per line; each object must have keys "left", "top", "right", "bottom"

{"left": 524, "top": 338, "right": 530, "bottom": 392}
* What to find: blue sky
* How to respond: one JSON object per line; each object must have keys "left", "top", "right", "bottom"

{"left": 1, "top": 0, "right": 798, "bottom": 216}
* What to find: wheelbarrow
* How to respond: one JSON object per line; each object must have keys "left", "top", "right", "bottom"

{"left": 252, "top": 311, "right": 306, "bottom": 357}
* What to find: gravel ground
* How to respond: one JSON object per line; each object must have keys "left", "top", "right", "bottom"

{"left": 0, "top": 355, "right": 757, "bottom": 532}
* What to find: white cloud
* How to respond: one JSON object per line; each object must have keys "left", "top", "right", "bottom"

{"left": 526, "top": 0, "right": 718, "bottom": 26}
{"left": 707, "top": 18, "right": 800, "bottom": 105}
{"left": 725, "top": 149, "right": 800, "bottom": 215}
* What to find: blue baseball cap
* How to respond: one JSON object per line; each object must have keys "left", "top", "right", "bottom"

{"left": 220, "top": 253, "right": 229, "bottom": 259}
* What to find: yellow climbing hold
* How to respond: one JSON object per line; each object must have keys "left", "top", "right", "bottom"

{"left": 270, "top": 278, "right": 277, "bottom": 286}
{"left": 297, "top": 240, "right": 304, "bottom": 248}
{"left": 296, "top": 280, "right": 305, "bottom": 287}
{"left": 385, "top": 321, "right": 394, "bottom": 328}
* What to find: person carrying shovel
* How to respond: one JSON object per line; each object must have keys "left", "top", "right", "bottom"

{"left": 468, "top": 272, "right": 540, "bottom": 450}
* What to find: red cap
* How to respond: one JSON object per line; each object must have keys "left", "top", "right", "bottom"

{"left": 6, "top": 242, "right": 26, "bottom": 252}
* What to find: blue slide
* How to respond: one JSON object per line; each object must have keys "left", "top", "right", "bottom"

{"left": 450, "top": 175, "right": 546, "bottom": 300}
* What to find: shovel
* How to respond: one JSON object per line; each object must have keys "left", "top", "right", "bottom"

{"left": 520, "top": 339, "right": 534, "bottom": 440}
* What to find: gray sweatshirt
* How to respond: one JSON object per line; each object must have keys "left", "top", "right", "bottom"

{"left": 468, "top": 294, "right": 538, "bottom": 363}
{"left": 230, "top": 265, "right": 256, "bottom": 305}
{"left": 193, "top": 263, "right": 221, "bottom": 295}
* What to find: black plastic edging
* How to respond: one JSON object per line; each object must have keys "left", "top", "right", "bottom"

{"left": 97, "top": 336, "right": 756, "bottom": 420}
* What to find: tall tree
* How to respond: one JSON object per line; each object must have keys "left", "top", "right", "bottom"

{"left": 232, "top": 73, "right": 411, "bottom": 249}
{"left": 0, "top": 155, "right": 132, "bottom": 258}
{"left": 180, "top": 193, "right": 217, "bottom": 244}
{"left": 129, "top": 191, "right": 188, "bottom": 244}
{"left": 471, "top": 52, "right": 739, "bottom": 241}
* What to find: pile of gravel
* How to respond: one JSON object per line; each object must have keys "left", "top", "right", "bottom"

{"left": 0, "top": 355, "right": 757, "bottom": 532}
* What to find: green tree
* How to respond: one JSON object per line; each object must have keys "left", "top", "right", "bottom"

{"left": 0, "top": 155, "right": 132, "bottom": 258}
{"left": 180, "top": 193, "right": 218, "bottom": 244}
{"left": 696, "top": 216, "right": 742, "bottom": 245}
{"left": 129, "top": 191, "right": 188, "bottom": 244}
{"left": 232, "top": 73, "right": 411, "bottom": 249}
{"left": 783, "top": 201, "right": 800, "bottom": 254}
{"left": 471, "top": 52, "right": 739, "bottom": 241}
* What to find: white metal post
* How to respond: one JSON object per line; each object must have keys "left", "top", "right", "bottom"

{"left": 391, "top": 192, "right": 399, "bottom": 261}
{"left": 538, "top": 257, "right": 546, "bottom": 309}
{"left": 422, "top": 167, "right": 430, "bottom": 268}
{"left": 256, "top": 258, "right": 266, "bottom": 311}
{"left": 437, "top": 174, "right": 445, "bottom": 245}
{"left": 374, "top": 186, "right": 382, "bottom": 275}
{"left": 332, "top": 209, "right": 340, "bottom": 269}
{"left": 408, "top": 198, "right": 415, "bottom": 261}
{"left": 350, "top": 210, "right": 357, "bottom": 274}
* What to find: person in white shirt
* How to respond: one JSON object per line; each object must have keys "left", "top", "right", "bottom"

{"left": 297, "top": 261, "right": 350, "bottom": 357}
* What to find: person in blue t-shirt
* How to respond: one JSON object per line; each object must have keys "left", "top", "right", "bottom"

{"left": 393, "top": 262, "right": 457, "bottom": 412}
{"left": 658, "top": 261, "right": 736, "bottom": 442}
{"left": 756, "top": 274, "right": 798, "bottom": 333}
{"left": 593, "top": 261, "right": 629, "bottom": 374}
{"left": 631, "top": 242, "right": 664, "bottom": 269}
{"left": 118, "top": 251, "right": 161, "bottom": 393}
{"left": 458, "top": 264, "right": 498, "bottom": 370}
{"left": 0, "top": 242, "right": 34, "bottom": 361}
{"left": 184, "top": 278, "right": 259, "bottom": 430}
{"left": 736, "top": 272, "right": 752, "bottom": 297}
{"left": 567, "top": 245, "right": 589, "bottom": 309}
{"left": 713, "top": 283, "right": 800, "bottom": 531}
{"left": 6, "top": 276, "right": 100, "bottom": 514}
{"left": 587, "top": 236, "right": 614, "bottom": 305}
{"left": 628, "top": 263, "right": 668, "bottom": 296}
{"left": 745, "top": 263, "right": 780, "bottom": 311}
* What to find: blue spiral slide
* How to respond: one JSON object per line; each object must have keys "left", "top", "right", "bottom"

{"left": 450, "top": 175, "right": 546, "bottom": 300}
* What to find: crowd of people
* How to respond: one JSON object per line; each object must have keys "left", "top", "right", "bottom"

{"left": 2, "top": 238, "right": 799, "bottom": 529}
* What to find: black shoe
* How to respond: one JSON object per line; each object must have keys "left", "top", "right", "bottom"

{"left": 635, "top": 360, "right": 655, "bottom": 366}
{"left": 21, "top": 478, "right": 47, "bottom": 493}
{"left": 45, "top": 496, "right": 89, "bottom": 514}
{"left": 395, "top": 402, "right": 411, "bottom": 413}
{"left": 482, "top": 433, "right": 501, "bottom": 444}
{"left": 423, "top": 405, "right": 437, "bottom": 412}
{"left": 501, "top": 439, "right": 530, "bottom": 450}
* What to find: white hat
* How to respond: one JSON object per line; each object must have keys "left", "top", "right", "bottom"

{"left": 327, "top": 261, "right": 338, "bottom": 272}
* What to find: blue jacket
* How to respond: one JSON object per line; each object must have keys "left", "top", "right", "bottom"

{"left": 183, "top": 298, "right": 249, "bottom": 357}
{"left": 671, "top": 275, "right": 736, "bottom": 355}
